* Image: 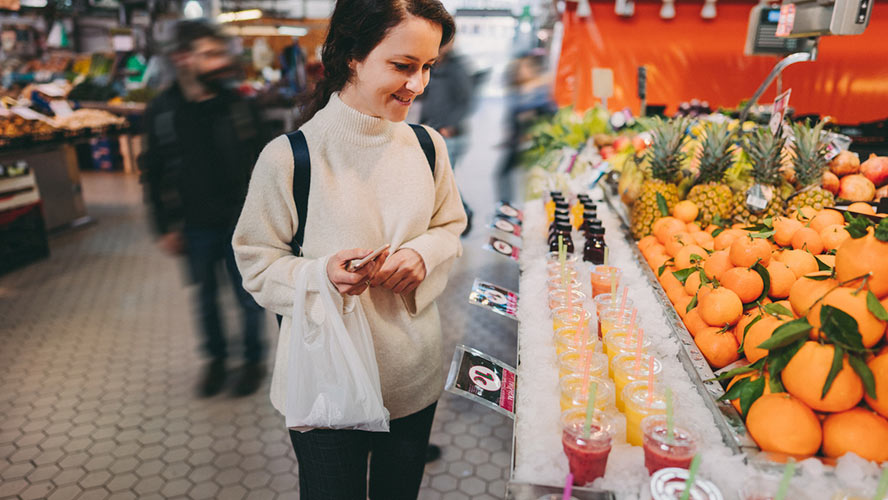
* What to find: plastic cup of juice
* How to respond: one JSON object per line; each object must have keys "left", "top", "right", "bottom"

{"left": 599, "top": 307, "right": 635, "bottom": 339}
{"left": 559, "top": 374, "right": 616, "bottom": 413}
{"left": 613, "top": 353, "right": 663, "bottom": 411}
{"left": 603, "top": 329, "right": 651, "bottom": 376}
{"left": 552, "top": 307, "right": 593, "bottom": 333}
{"left": 547, "top": 262, "right": 579, "bottom": 280}
{"left": 593, "top": 293, "right": 634, "bottom": 314}
{"left": 549, "top": 288, "right": 586, "bottom": 313}
{"left": 548, "top": 275, "right": 582, "bottom": 295}
{"left": 560, "top": 408, "right": 616, "bottom": 486}
{"left": 589, "top": 266, "right": 622, "bottom": 298}
{"left": 558, "top": 350, "right": 608, "bottom": 380}
{"left": 547, "top": 250, "right": 579, "bottom": 266}
{"left": 641, "top": 415, "right": 698, "bottom": 474}
{"left": 554, "top": 326, "right": 587, "bottom": 356}
{"left": 623, "top": 380, "right": 668, "bottom": 446}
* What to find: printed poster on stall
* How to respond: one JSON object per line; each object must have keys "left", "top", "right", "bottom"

{"left": 490, "top": 216, "right": 522, "bottom": 237}
{"left": 445, "top": 345, "right": 516, "bottom": 418}
{"left": 469, "top": 279, "right": 519, "bottom": 320}
{"left": 495, "top": 202, "right": 524, "bottom": 222}
{"left": 485, "top": 237, "right": 520, "bottom": 261}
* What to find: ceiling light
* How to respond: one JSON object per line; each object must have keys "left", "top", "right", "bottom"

{"left": 183, "top": 0, "right": 204, "bottom": 19}
{"left": 277, "top": 26, "right": 308, "bottom": 37}
{"left": 217, "top": 9, "right": 262, "bottom": 23}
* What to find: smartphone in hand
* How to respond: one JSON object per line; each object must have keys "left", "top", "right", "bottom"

{"left": 346, "top": 244, "right": 390, "bottom": 272}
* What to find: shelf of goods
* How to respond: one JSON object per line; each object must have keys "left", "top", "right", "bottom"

{"left": 506, "top": 184, "right": 888, "bottom": 500}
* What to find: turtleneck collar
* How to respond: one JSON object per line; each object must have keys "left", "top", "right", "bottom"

{"left": 314, "top": 92, "right": 396, "bottom": 147}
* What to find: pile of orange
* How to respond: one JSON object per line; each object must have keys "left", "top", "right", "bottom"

{"left": 637, "top": 200, "right": 888, "bottom": 462}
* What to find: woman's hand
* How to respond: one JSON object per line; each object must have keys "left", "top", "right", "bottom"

{"left": 370, "top": 249, "right": 426, "bottom": 295}
{"left": 326, "top": 248, "right": 389, "bottom": 296}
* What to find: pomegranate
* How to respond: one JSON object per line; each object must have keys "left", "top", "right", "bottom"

{"left": 829, "top": 150, "right": 860, "bottom": 177}
{"left": 860, "top": 154, "right": 888, "bottom": 187}
{"left": 822, "top": 171, "right": 840, "bottom": 195}
{"left": 838, "top": 174, "right": 876, "bottom": 202}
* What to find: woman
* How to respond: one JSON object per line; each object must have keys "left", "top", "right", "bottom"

{"left": 231, "top": 0, "right": 466, "bottom": 498}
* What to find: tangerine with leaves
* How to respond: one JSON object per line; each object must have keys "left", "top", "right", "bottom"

{"left": 767, "top": 261, "right": 796, "bottom": 299}
{"left": 684, "top": 308, "right": 709, "bottom": 337}
{"left": 781, "top": 341, "right": 864, "bottom": 413}
{"left": 791, "top": 227, "right": 825, "bottom": 254}
{"left": 730, "top": 235, "right": 772, "bottom": 268}
{"left": 699, "top": 287, "right": 743, "bottom": 327}
{"left": 848, "top": 202, "right": 876, "bottom": 215}
{"left": 734, "top": 312, "right": 759, "bottom": 345}
{"left": 658, "top": 266, "right": 682, "bottom": 290}
{"left": 810, "top": 209, "right": 846, "bottom": 234}
{"left": 691, "top": 231, "right": 715, "bottom": 251}
{"left": 781, "top": 249, "right": 820, "bottom": 280}
{"left": 726, "top": 371, "right": 775, "bottom": 413}
{"left": 806, "top": 287, "right": 886, "bottom": 347}
{"left": 674, "top": 294, "right": 694, "bottom": 320}
{"left": 788, "top": 272, "right": 838, "bottom": 316}
{"left": 773, "top": 216, "right": 804, "bottom": 247}
{"left": 835, "top": 228, "right": 888, "bottom": 298}
{"left": 665, "top": 232, "right": 694, "bottom": 258}
{"left": 745, "top": 393, "right": 822, "bottom": 457}
{"left": 820, "top": 224, "right": 851, "bottom": 252}
{"left": 638, "top": 235, "right": 659, "bottom": 252}
{"left": 714, "top": 229, "right": 743, "bottom": 251}
{"left": 744, "top": 315, "right": 787, "bottom": 363}
{"left": 654, "top": 217, "right": 689, "bottom": 245}
{"left": 687, "top": 222, "right": 703, "bottom": 233}
{"left": 675, "top": 245, "right": 708, "bottom": 270}
{"left": 695, "top": 326, "right": 740, "bottom": 368}
{"left": 703, "top": 249, "right": 733, "bottom": 281}
{"left": 673, "top": 200, "right": 700, "bottom": 223}
{"left": 684, "top": 271, "right": 704, "bottom": 296}
{"left": 864, "top": 353, "right": 888, "bottom": 419}
{"left": 721, "top": 267, "right": 765, "bottom": 304}
{"left": 822, "top": 407, "right": 888, "bottom": 462}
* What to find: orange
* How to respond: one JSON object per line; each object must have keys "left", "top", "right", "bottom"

{"left": 782, "top": 341, "right": 864, "bottom": 412}
{"left": 772, "top": 299, "right": 795, "bottom": 315}
{"left": 848, "top": 202, "right": 876, "bottom": 215}
{"left": 788, "top": 272, "right": 837, "bottom": 316}
{"left": 658, "top": 266, "right": 682, "bottom": 290}
{"left": 684, "top": 271, "right": 703, "bottom": 296}
{"left": 674, "top": 294, "right": 694, "bottom": 320}
{"left": 726, "top": 372, "right": 775, "bottom": 413}
{"left": 654, "top": 217, "right": 689, "bottom": 245}
{"left": 714, "top": 229, "right": 742, "bottom": 251}
{"left": 675, "top": 244, "right": 707, "bottom": 270}
{"left": 695, "top": 326, "right": 740, "bottom": 368}
{"left": 720, "top": 267, "right": 765, "bottom": 304}
{"left": 642, "top": 243, "right": 668, "bottom": 262}
{"left": 729, "top": 235, "right": 772, "bottom": 268}
{"left": 767, "top": 261, "right": 796, "bottom": 299}
{"left": 673, "top": 200, "right": 699, "bottom": 223}
{"left": 665, "top": 232, "right": 693, "bottom": 258}
{"left": 745, "top": 393, "right": 822, "bottom": 456}
{"left": 781, "top": 249, "right": 819, "bottom": 279}
{"left": 864, "top": 353, "right": 888, "bottom": 419}
{"left": 822, "top": 408, "right": 888, "bottom": 462}
{"left": 686, "top": 222, "right": 703, "bottom": 233}
{"left": 734, "top": 312, "right": 759, "bottom": 345}
{"left": 703, "top": 250, "right": 733, "bottom": 281}
{"left": 773, "top": 216, "right": 804, "bottom": 247}
{"left": 791, "top": 227, "right": 825, "bottom": 255}
{"left": 684, "top": 308, "right": 709, "bottom": 338}
{"left": 819, "top": 225, "right": 850, "bottom": 252}
{"left": 744, "top": 315, "right": 786, "bottom": 363}
{"left": 696, "top": 283, "right": 716, "bottom": 303}
{"left": 790, "top": 206, "right": 818, "bottom": 222}
{"left": 806, "top": 287, "right": 886, "bottom": 348}
{"left": 699, "top": 287, "right": 743, "bottom": 327}
{"left": 638, "top": 235, "right": 659, "bottom": 252}
{"left": 835, "top": 229, "right": 888, "bottom": 298}
{"left": 691, "top": 231, "right": 715, "bottom": 250}
{"left": 666, "top": 283, "right": 688, "bottom": 305}
{"left": 817, "top": 254, "right": 836, "bottom": 268}
{"left": 810, "top": 209, "right": 846, "bottom": 234}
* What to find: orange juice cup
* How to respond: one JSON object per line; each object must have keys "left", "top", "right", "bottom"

{"left": 559, "top": 374, "right": 616, "bottom": 413}
{"left": 552, "top": 307, "right": 593, "bottom": 333}
{"left": 589, "top": 266, "right": 622, "bottom": 298}
{"left": 623, "top": 380, "right": 669, "bottom": 446}
{"left": 558, "top": 350, "right": 608, "bottom": 380}
{"left": 547, "top": 275, "right": 582, "bottom": 295}
{"left": 548, "top": 289, "right": 586, "bottom": 312}
{"left": 592, "top": 294, "right": 634, "bottom": 315}
{"left": 554, "top": 324, "right": 596, "bottom": 356}
{"left": 599, "top": 307, "right": 634, "bottom": 340}
{"left": 612, "top": 353, "right": 663, "bottom": 411}
{"left": 547, "top": 264, "right": 579, "bottom": 281}
{"left": 603, "top": 329, "right": 651, "bottom": 376}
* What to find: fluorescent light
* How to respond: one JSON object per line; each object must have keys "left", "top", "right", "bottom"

{"left": 217, "top": 9, "right": 262, "bottom": 23}
{"left": 184, "top": 0, "right": 203, "bottom": 19}
{"left": 233, "top": 26, "right": 278, "bottom": 36}
{"left": 277, "top": 26, "right": 307, "bottom": 37}
{"left": 21, "top": 0, "right": 48, "bottom": 6}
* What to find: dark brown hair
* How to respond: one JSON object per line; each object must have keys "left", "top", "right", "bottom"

{"left": 294, "top": 0, "right": 455, "bottom": 129}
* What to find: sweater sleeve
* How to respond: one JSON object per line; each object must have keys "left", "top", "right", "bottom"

{"left": 400, "top": 126, "right": 468, "bottom": 314}
{"left": 232, "top": 135, "right": 330, "bottom": 317}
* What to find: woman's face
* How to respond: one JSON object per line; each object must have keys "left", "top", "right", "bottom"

{"left": 340, "top": 15, "right": 443, "bottom": 122}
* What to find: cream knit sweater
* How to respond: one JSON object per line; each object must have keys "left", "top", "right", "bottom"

{"left": 233, "top": 93, "right": 467, "bottom": 421}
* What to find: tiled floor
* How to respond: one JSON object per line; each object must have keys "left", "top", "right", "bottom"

{"left": 0, "top": 96, "right": 522, "bottom": 499}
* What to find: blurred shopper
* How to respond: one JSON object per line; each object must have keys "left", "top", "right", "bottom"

{"left": 419, "top": 38, "right": 475, "bottom": 234}
{"left": 232, "top": 0, "right": 465, "bottom": 498}
{"left": 497, "top": 50, "right": 557, "bottom": 202}
{"left": 140, "top": 20, "right": 267, "bottom": 398}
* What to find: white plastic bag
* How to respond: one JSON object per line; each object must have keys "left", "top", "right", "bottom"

{"left": 285, "top": 259, "right": 390, "bottom": 432}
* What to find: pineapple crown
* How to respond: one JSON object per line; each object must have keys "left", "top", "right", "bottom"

{"left": 695, "top": 121, "right": 735, "bottom": 184}
{"left": 645, "top": 117, "right": 689, "bottom": 184}
{"left": 743, "top": 127, "right": 786, "bottom": 187}
{"left": 790, "top": 119, "right": 829, "bottom": 188}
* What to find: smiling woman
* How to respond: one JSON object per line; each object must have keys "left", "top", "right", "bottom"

{"left": 232, "top": 0, "right": 466, "bottom": 499}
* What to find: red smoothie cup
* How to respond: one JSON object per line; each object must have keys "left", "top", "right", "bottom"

{"left": 641, "top": 415, "right": 699, "bottom": 475}
{"left": 560, "top": 409, "right": 616, "bottom": 486}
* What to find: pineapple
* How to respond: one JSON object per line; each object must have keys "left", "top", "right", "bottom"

{"left": 786, "top": 120, "right": 835, "bottom": 212}
{"left": 733, "top": 127, "right": 787, "bottom": 225}
{"left": 687, "top": 122, "right": 735, "bottom": 226}
{"left": 630, "top": 118, "right": 689, "bottom": 238}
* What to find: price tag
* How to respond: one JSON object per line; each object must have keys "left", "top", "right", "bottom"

{"left": 823, "top": 131, "right": 852, "bottom": 161}
{"left": 746, "top": 184, "right": 770, "bottom": 212}
{"left": 776, "top": 4, "right": 796, "bottom": 37}
{"left": 469, "top": 279, "right": 519, "bottom": 320}
{"left": 445, "top": 345, "right": 516, "bottom": 417}
{"left": 491, "top": 216, "right": 522, "bottom": 237}
{"left": 485, "top": 237, "right": 520, "bottom": 261}
{"left": 769, "top": 89, "right": 792, "bottom": 135}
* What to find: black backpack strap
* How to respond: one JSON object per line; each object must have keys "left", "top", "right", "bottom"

{"left": 287, "top": 130, "right": 310, "bottom": 256}
{"left": 409, "top": 124, "right": 436, "bottom": 177}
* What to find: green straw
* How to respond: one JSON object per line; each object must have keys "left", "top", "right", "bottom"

{"left": 582, "top": 381, "right": 598, "bottom": 439}
{"left": 610, "top": 271, "right": 617, "bottom": 306}
{"left": 666, "top": 387, "right": 674, "bottom": 445}
{"left": 603, "top": 247, "right": 609, "bottom": 266}
{"left": 873, "top": 467, "right": 888, "bottom": 500}
{"left": 679, "top": 455, "right": 701, "bottom": 500}
{"left": 775, "top": 459, "right": 796, "bottom": 500}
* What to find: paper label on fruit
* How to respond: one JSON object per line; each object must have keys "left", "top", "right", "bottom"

{"left": 746, "top": 184, "right": 771, "bottom": 213}
{"left": 468, "top": 279, "right": 519, "bottom": 320}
